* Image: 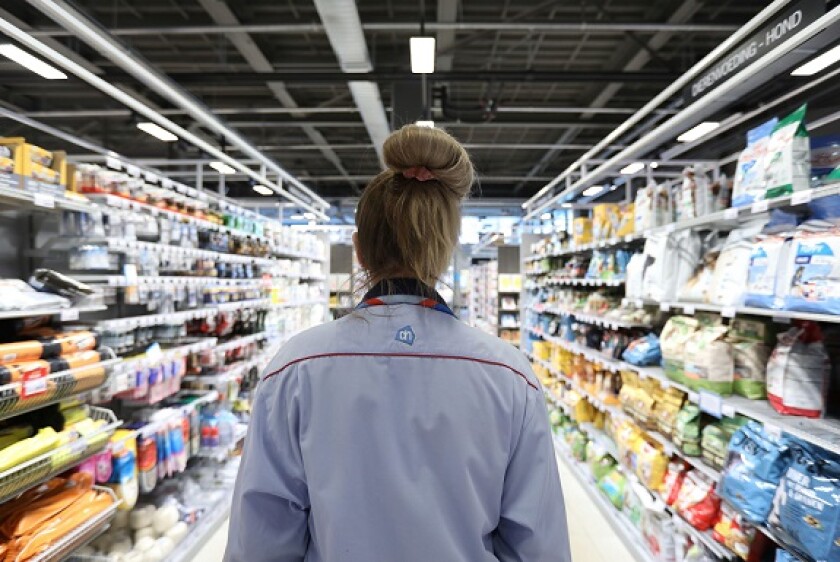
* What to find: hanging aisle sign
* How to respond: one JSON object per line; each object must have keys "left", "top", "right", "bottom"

{"left": 684, "top": 0, "right": 824, "bottom": 103}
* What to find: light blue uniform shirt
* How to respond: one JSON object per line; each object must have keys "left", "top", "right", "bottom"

{"left": 224, "top": 302, "right": 571, "bottom": 561}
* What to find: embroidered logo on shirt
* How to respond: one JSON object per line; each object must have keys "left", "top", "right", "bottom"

{"left": 395, "top": 325, "right": 416, "bottom": 346}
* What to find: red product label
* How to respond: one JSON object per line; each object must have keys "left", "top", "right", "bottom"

{"left": 21, "top": 366, "right": 49, "bottom": 398}
{"left": 136, "top": 436, "right": 157, "bottom": 471}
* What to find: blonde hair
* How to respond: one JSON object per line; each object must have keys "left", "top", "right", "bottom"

{"left": 355, "top": 125, "right": 474, "bottom": 288}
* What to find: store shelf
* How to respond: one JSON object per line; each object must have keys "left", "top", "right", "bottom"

{"left": 553, "top": 438, "right": 655, "bottom": 562}
{"left": 31, "top": 486, "right": 120, "bottom": 562}
{"left": 95, "top": 300, "right": 271, "bottom": 332}
{"left": 532, "top": 304, "right": 652, "bottom": 330}
{"left": 630, "top": 298, "right": 840, "bottom": 325}
{"left": 194, "top": 423, "right": 248, "bottom": 462}
{"left": 0, "top": 304, "right": 107, "bottom": 321}
{"left": 538, "top": 277, "right": 625, "bottom": 288}
{"left": 0, "top": 184, "right": 101, "bottom": 215}
{"left": 213, "top": 332, "right": 269, "bottom": 354}
{"left": 72, "top": 274, "right": 263, "bottom": 288}
{"left": 0, "top": 406, "right": 120, "bottom": 505}
{"left": 529, "top": 327, "right": 840, "bottom": 457}
{"left": 168, "top": 489, "right": 234, "bottom": 562}
{"left": 526, "top": 233, "right": 646, "bottom": 262}
{"left": 0, "top": 352, "right": 121, "bottom": 423}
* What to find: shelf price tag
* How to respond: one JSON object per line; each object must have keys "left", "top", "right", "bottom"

{"left": 33, "top": 193, "right": 55, "bottom": 209}
{"left": 106, "top": 155, "right": 121, "bottom": 170}
{"left": 144, "top": 171, "right": 158, "bottom": 183}
{"left": 721, "top": 306, "right": 736, "bottom": 318}
{"left": 660, "top": 302, "right": 671, "bottom": 312}
{"left": 22, "top": 370, "right": 48, "bottom": 398}
{"left": 791, "top": 190, "right": 813, "bottom": 206}
{"left": 764, "top": 423, "right": 783, "bottom": 439}
{"left": 683, "top": 304, "right": 695, "bottom": 315}
{"left": 723, "top": 207, "right": 739, "bottom": 220}
{"left": 60, "top": 308, "right": 79, "bottom": 322}
{"left": 699, "top": 390, "right": 723, "bottom": 418}
{"left": 722, "top": 404, "right": 736, "bottom": 417}
{"left": 126, "top": 164, "right": 141, "bottom": 177}
{"left": 772, "top": 315, "right": 792, "bottom": 324}
{"left": 161, "top": 178, "right": 173, "bottom": 189}
{"left": 751, "top": 200, "right": 769, "bottom": 214}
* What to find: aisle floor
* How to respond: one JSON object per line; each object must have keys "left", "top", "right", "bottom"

{"left": 556, "top": 454, "right": 635, "bottom": 562}
{"left": 196, "top": 456, "right": 632, "bottom": 562}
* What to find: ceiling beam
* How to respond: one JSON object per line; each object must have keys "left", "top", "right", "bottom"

{"left": 28, "top": 21, "right": 739, "bottom": 37}
{"left": 436, "top": 0, "right": 459, "bottom": 72}
{"left": 195, "top": 0, "right": 357, "bottom": 191}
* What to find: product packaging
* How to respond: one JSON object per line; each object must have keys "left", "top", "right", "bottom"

{"left": 712, "top": 502, "right": 756, "bottom": 560}
{"left": 598, "top": 468, "right": 627, "bottom": 509}
{"left": 766, "top": 323, "right": 829, "bottom": 418}
{"left": 784, "top": 225, "right": 840, "bottom": 314}
{"left": 673, "top": 404, "right": 703, "bottom": 457}
{"left": 622, "top": 334, "right": 662, "bottom": 367}
{"left": 683, "top": 325, "right": 734, "bottom": 394}
{"left": 573, "top": 217, "right": 593, "bottom": 246}
{"left": 707, "top": 240, "right": 753, "bottom": 306}
{"left": 642, "top": 231, "right": 702, "bottom": 303}
{"left": 744, "top": 235, "right": 792, "bottom": 309}
{"left": 719, "top": 421, "right": 791, "bottom": 524}
{"left": 661, "top": 316, "right": 699, "bottom": 385}
{"left": 764, "top": 104, "right": 811, "bottom": 200}
{"left": 674, "top": 471, "right": 721, "bottom": 531}
{"left": 729, "top": 318, "right": 772, "bottom": 399}
{"left": 732, "top": 118, "right": 778, "bottom": 207}
{"left": 769, "top": 442, "right": 840, "bottom": 562}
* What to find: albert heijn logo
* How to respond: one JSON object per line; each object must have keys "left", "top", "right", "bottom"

{"left": 395, "top": 325, "right": 416, "bottom": 346}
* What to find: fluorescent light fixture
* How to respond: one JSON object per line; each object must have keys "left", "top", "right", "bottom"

{"left": 416, "top": 120, "right": 435, "bottom": 128}
{"left": 561, "top": 203, "right": 573, "bottom": 208}
{"left": 650, "top": 161, "right": 659, "bottom": 169}
{"left": 791, "top": 44, "right": 840, "bottom": 76}
{"left": 0, "top": 44, "right": 67, "bottom": 79}
{"left": 582, "top": 185, "right": 604, "bottom": 197}
{"left": 540, "top": 212, "right": 552, "bottom": 220}
{"left": 252, "top": 184, "right": 273, "bottom": 196}
{"left": 410, "top": 37, "right": 436, "bottom": 74}
{"left": 209, "top": 161, "right": 236, "bottom": 175}
{"left": 619, "top": 162, "right": 645, "bottom": 175}
{"left": 136, "top": 122, "right": 178, "bottom": 142}
{"left": 290, "top": 214, "right": 304, "bottom": 220}
{"left": 303, "top": 212, "right": 317, "bottom": 220}
{"left": 677, "top": 121, "right": 721, "bottom": 142}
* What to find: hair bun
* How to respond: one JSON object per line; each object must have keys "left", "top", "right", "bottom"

{"left": 383, "top": 125, "right": 474, "bottom": 199}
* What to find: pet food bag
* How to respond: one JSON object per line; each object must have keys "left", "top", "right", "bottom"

{"left": 643, "top": 231, "right": 702, "bottom": 303}
{"left": 622, "top": 334, "right": 662, "bottom": 367}
{"left": 701, "top": 417, "right": 747, "bottom": 471}
{"left": 617, "top": 202, "right": 635, "bottom": 236}
{"left": 766, "top": 324, "right": 829, "bottom": 418}
{"left": 765, "top": 104, "right": 811, "bottom": 200}
{"left": 675, "top": 472, "right": 721, "bottom": 531}
{"left": 713, "top": 502, "right": 756, "bottom": 560}
{"left": 598, "top": 468, "right": 627, "bottom": 509}
{"left": 719, "top": 421, "right": 791, "bottom": 524}
{"left": 730, "top": 318, "right": 772, "bottom": 399}
{"left": 674, "top": 404, "right": 702, "bottom": 457}
{"left": 635, "top": 185, "right": 655, "bottom": 233}
{"left": 684, "top": 325, "right": 734, "bottom": 394}
{"left": 707, "top": 241, "right": 753, "bottom": 306}
{"left": 661, "top": 316, "right": 699, "bottom": 385}
{"left": 769, "top": 443, "right": 840, "bottom": 562}
{"left": 732, "top": 118, "right": 778, "bottom": 207}
{"left": 641, "top": 498, "right": 677, "bottom": 562}
{"left": 663, "top": 461, "right": 688, "bottom": 506}
{"left": 573, "top": 217, "right": 593, "bottom": 246}
{"left": 679, "top": 251, "right": 718, "bottom": 303}
{"left": 784, "top": 226, "right": 840, "bottom": 315}
{"left": 625, "top": 253, "right": 648, "bottom": 300}
{"left": 744, "top": 235, "right": 792, "bottom": 309}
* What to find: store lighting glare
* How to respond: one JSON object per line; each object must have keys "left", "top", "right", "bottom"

{"left": 619, "top": 162, "right": 645, "bottom": 175}
{"left": 209, "top": 161, "right": 236, "bottom": 175}
{"left": 303, "top": 212, "right": 317, "bottom": 220}
{"left": 415, "top": 120, "right": 435, "bottom": 128}
{"left": 677, "top": 121, "right": 721, "bottom": 142}
{"left": 540, "top": 212, "right": 552, "bottom": 220}
{"left": 136, "top": 122, "right": 178, "bottom": 142}
{"left": 0, "top": 44, "right": 67, "bottom": 79}
{"left": 290, "top": 214, "right": 304, "bottom": 220}
{"left": 791, "top": 44, "right": 840, "bottom": 76}
{"left": 252, "top": 184, "right": 273, "bottom": 196}
{"left": 561, "top": 203, "right": 573, "bottom": 208}
{"left": 582, "top": 185, "right": 604, "bottom": 197}
{"left": 410, "top": 37, "right": 436, "bottom": 74}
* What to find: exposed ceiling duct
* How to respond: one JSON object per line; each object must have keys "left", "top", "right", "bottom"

{"left": 25, "top": 0, "right": 329, "bottom": 213}
{"left": 312, "top": 0, "right": 391, "bottom": 163}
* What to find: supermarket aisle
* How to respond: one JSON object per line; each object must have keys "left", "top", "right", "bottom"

{"left": 556, "top": 454, "right": 636, "bottom": 562}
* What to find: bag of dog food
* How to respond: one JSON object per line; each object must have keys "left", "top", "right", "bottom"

{"left": 713, "top": 502, "right": 757, "bottom": 560}
{"left": 784, "top": 225, "right": 840, "bottom": 314}
{"left": 674, "top": 404, "right": 702, "bottom": 457}
{"left": 730, "top": 319, "right": 772, "bottom": 399}
{"left": 732, "top": 118, "right": 778, "bottom": 207}
{"left": 769, "top": 442, "right": 840, "bottom": 562}
{"left": 719, "top": 421, "right": 791, "bottom": 523}
{"left": 623, "top": 334, "right": 662, "bottom": 367}
{"left": 766, "top": 324, "right": 829, "bottom": 418}
{"left": 643, "top": 230, "right": 702, "bottom": 303}
{"left": 684, "top": 325, "right": 734, "bottom": 394}
{"left": 679, "top": 250, "right": 719, "bottom": 303}
{"left": 663, "top": 461, "right": 689, "bottom": 506}
{"left": 675, "top": 471, "right": 721, "bottom": 531}
{"left": 765, "top": 104, "right": 811, "bottom": 200}
{"left": 708, "top": 240, "right": 753, "bottom": 306}
{"left": 641, "top": 497, "right": 677, "bottom": 562}
{"left": 744, "top": 235, "right": 793, "bottom": 310}
{"left": 661, "top": 316, "right": 699, "bottom": 385}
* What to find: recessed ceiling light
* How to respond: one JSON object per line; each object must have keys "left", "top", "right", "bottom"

{"left": 791, "top": 44, "right": 840, "bottom": 76}
{"left": 677, "top": 121, "right": 721, "bottom": 142}
{"left": 415, "top": 120, "right": 435, "bottom": 128}
{"left": 582, "top": 185, "right": 604, "bottom": 197}
{"left": 136, "top": 122, "right": 178, "bottom": 142}
{"left": 290, "top": 214, "right": 304, "bottom": 220}
{"left": 209, "top": 161, "right": 236, "bottom": 175}
{"left": 252, "top": 184, "right": 273, "bottom": 196}
{"left": 0, "top": 44, "right": 67, "bottom": 79}
{"left": 619, "top": 162, "right": 645, "bottom": 175}
{"left": 410, "top": 37, "right": 436, "bottom": 74}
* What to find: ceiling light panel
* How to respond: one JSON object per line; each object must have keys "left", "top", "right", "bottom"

{"left": 791, "top": 43, "right": 840, "bottom": 76}
{"left": 252, "top": 184, "right": 273, "bottom": 196}
{"left": 619, "top": 162, "right": 645, "bottom": 175}
{"left": 209, "top": 161, "right": 237, "bottom": 175}
{"left": 410, "top": 37, "right": 436, "bottom": 74}
{"left": 136, "top": 122, "right": 178, "bottom": 142}
{"left": 677, "top": 121, "right": 721, "bottom": 142}
{"left": 0, "top": 44, "right": 66, "bottom": 79}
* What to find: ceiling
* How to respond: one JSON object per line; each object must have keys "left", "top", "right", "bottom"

{"left": 0, "top": 0, "right": 780, "bottom": 210}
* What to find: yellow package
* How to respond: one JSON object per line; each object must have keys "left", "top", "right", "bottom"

{"left": 573, "top": 217, "right": 592, "bottom": 246}
{"left": 573, "top": 396, "right": 595, "bottom": 423}
{"left": 654, "top": 387, "right": 686, "bottom": 438}
{"left": 108, "top": 429, "right": 139, "bottom": 510}
{"left": 636, "top": 441, "right": 669, "bottom": 491}
{"left": 616, "top": 202, "right": 635, "bottom": 237}
{"left": 532, "top": 340, "right": 550, "bottom": 361}
{"left": 593, "top": 204, "right": 619, "bottom": 240}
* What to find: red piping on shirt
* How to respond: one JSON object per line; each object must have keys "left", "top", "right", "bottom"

{"left": 262, "top": 352, "right": 539, "bottom": 391}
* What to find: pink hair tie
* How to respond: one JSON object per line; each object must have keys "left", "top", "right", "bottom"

{"left": 402, "top": 166, "right": 436, "bottom": 182}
